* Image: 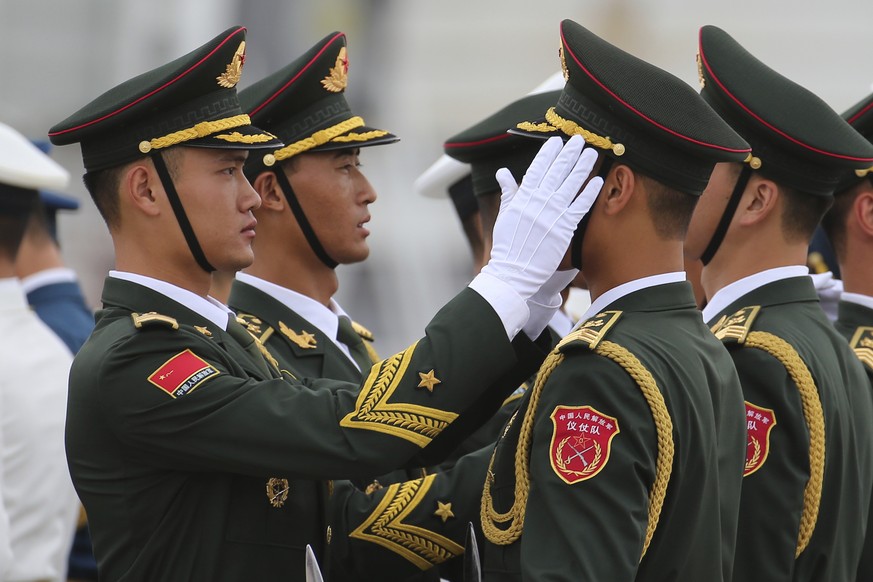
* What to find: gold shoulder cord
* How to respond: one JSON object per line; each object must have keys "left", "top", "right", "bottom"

{"left": 350, "top": 473, "right": 463, "bottom": 569}
{"left": 481, "top": 330, "right": 674, "bottom": 562}
{"left": 742, "top": 331, "right": 825, "bottom": 557}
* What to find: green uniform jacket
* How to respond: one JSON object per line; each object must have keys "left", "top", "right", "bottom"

{"left": 707, "top": 277, "right": 873, "bottom": 582}
{"left": 482, "top": 282, "right": 746, "bottom": 581}
{"left": 66, "top": 277, "right": 545, "bottom": 582}
{"left": 833, "top": 299, "right": 873, "bottom": 582}
{"left": 228, "top": 279, "right": 437, "bottom": 581}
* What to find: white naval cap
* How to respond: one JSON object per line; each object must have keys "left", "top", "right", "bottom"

{"left": 0, "top": 122, "right": 70, "bottom": 191}
{"left": 414, "top": 72, "right": 565, "bottom": 199}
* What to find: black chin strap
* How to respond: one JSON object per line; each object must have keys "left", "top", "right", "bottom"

{"left": 151, "top": 152, "right": 215, "bottom": 273}
{"left": 700, "top": 165, "right": 752, "bottom": 266}
{"left": 272, "top": 167, "right": 338, "bottom": 269}
{"left": 570, "top": 156, "right": 614, "bottom": 270}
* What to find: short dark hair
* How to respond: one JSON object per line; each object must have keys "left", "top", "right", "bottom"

{"left": 0, "top": 187, "right": 37, "bottom": 261}
{"left": 820, "top": 181, "right": 866, "bottom": 259}
{"left": 779, "top": 183, "right": 832, "bottom": 244}
{"left": 82, "top": 147, "right": 184, "bottom": 229}
{"left": 637, "top": 171, "right": 699, "bottom": 240}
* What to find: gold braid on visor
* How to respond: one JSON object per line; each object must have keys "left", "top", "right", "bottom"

{"left": 137, "top": 114, "right": 273, "bottom": 153}
{"left": 262, "top": 116, "right": 388, "bottom": 166}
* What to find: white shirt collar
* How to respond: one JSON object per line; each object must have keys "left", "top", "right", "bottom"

{"left": 702, "top": 265, "right": 809, "bottom": 323}
{"left": 235, "top": 272, "right": 359, "bottom": 367}
{"left": 841, "top": 292, "right": 873, "bottom": 312}
{"left": 0, "top": 277, "right": 28, "bottom": 312}
{"left": 19, "top": 268, "right": 78, "bottom": 294}
{"left": 575, "top": 271, "right": 686, "bottom": 328}
{"left": 109, "top": 270, "right": 233, "bottom": 330}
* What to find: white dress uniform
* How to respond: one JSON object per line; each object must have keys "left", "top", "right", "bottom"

{"left": 0, "top": 123, "right": 79, "bottom": 581}
{"left": 0, "top": 278, "right": 78, "bottom": 581}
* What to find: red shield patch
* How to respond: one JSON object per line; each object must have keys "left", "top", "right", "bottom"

{"left": 148, "top": 349, "right": 220, "bottom": 398}
{"left": 549, "top": 405, "right": 620, "bottom": 484}
{"left": 744, "top": 401, "right": 777, "bottom": 477}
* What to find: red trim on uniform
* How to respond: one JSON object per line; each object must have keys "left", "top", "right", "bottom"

{"left": 847, "top": 99, "right": 873, "bottom": 125}
{"left": 444, "top": 133, "right": 512, "bottom": 149}
{"left": 561, "top": 27, "right": 749, "bottom": 154}
{"left": 698, "top": 30, "right": 873, "bottom": 163}
{"left": 249, "top": 32, "right": 345, "bottom": 117}
{"left": 49, "top": 27, "right": 247, "bottom": 137}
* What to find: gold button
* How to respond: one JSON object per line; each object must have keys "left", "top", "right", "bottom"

{"left": 263, "top": 153, "right": 276, "bottom": 166}
{"left": 138, "top": 140, "right": 152, "bottom": 153}
{"left": 613, "top": 143, "right": 626, "bottom": 156}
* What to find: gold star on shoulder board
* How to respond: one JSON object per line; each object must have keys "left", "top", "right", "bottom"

{"left": 434, "top": 501, "right": 454, "bottom": 523}
{"left": 417, "top": 369, "right": 441, "bottom": 393}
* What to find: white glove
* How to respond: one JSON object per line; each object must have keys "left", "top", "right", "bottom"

{"left": 523, "top": 268, "right": 578, "bottom": 339}
{"left": 480, "top": 135, "right": 601, "bottom": 302}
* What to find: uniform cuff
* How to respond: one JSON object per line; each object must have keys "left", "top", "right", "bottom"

{"left": 468, "top": 272, "right": 529, "bottom": 340}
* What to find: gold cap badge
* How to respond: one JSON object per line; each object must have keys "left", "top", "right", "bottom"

{"left": 217, "top": 41, "right": 246, "bottom": 88}
{"left": 559, "top": 44, "right": 569, "bottom": 82}
{"left": 321, "top": 46, "right": 349, "bottom": 93}
{"left": 696, "top": 53, "right": 705, "bottom": 89}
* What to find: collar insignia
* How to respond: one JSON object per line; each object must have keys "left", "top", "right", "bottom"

{"left": 217, "top": 41, "right": 246, "bottom": 88}
{"left": 321, "top": 46, "right": 349, "bottom": 93}
{"left": 711, "top": 306, "right": 761, "bottom": 344}
{"left": 279, "top": 321, "right": 317, "bottom": 349}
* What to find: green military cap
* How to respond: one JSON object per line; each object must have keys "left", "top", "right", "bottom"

{"left": 697, "top": 25, "right": 873, "bottom": 197}
{"left": 48, "top": 26, "right": 281, "bottom": 172}
{"left": 838, "top": 92, "right": 873, "bottom": 190}
{"left": 444, "top": 91, "right": 562, "bottom": 197}
{"left": 239, "top": 31, "right": 398, "bottom": 172}
{"left": 511, "top": 19, "right": 750, "bottom": 196}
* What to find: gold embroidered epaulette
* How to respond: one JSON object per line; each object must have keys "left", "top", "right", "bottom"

{"left": 131, "top": 312, "right": 179, "bottom": 330}
{"left": 352, "top": 320, "right": 375, "bottom": 342}
{"left": 849, "top": 326, "right": 873, "bottom": 372}
{"left": 557, "top": 310, "right": 622, "bottom": 352}
{"left": 710, "top": 306, "right": 761, "bottom": 344}
{"left": 350, "top": 474, "right": 463, "bottom": 569}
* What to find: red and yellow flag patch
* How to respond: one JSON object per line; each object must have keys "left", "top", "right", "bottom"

{"left": 549, "top": 405, "right": 620, "bottom": 484}
{"left": 744, "top": 401, "right": 777, "bottom": 477}
{"left": 148, "top": 349, "right": 220, "bottom": 398}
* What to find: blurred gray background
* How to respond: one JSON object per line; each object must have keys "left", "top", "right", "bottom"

{"left": 3, "top": 0, "right": 872, "bottom": 354}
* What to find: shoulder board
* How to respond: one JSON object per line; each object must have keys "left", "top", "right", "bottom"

{"left": 849, "top": 326, "right": 873, "bottom": 372}
{"left": 351, "top": 320, "right": 375, "bottom": 342}
{"left": 557, "top": 310, "right": 622, "bottom": 353}
{"left": 131, "top": 311, "right": 179, "bottom": 330}
{"left": 236, "top": 312, "right": 274, "bottom": 343}
{"left": 710, "top": 306, "right": 761, "bottom": 344}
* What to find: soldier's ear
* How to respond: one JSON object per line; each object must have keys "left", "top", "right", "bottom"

{"left": 737, "top": 175, "right": 778, "bottom": 227}
{"left": 599, "top": 163, "right": 635, "bottom": 216}
{"left": 124, "top": 162, "right": 161, "bottom": 217}
{"left": 854, "top": 188, "right": 873, "bottom": 239}
{"left": 251, "top": 171, "right": 285, "bottom": 212}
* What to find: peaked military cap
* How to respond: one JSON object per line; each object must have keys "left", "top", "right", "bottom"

{"left": 239, "top": 31, "right": 398, "bottom": 171}
{"left": 0, "top": 123, "right": 70, "bottom": 213}
{"left": 838, "top": 92, "right": 873, "bottom": 190}
{"left": 444, "top": 91, "right": 562, "bottom": 197}
{"left": 511, "top": 19, "right": 750, "bottom": 196}
{"left": 698, "top": 25, "right": 873, "bottom": 197}
{"left": 48, "top": 26, "right": 281, "bottom": 173}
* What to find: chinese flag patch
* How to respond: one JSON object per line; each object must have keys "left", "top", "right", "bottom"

{"left": 148, "top": 349, "right": 220, "bottom": 398}
{"left": 744, "top": 401, "right": 777, "bottom": 477}
{"left": 549, "top": 405, "right": 620, "bottom": 485}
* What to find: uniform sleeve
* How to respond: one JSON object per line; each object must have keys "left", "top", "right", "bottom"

{"left": 728, "top": 346, "right": 808, "bottom": 582}
{"left": 325, "top": 446, "right": 493, "bottom": 581}
{"left": 519, "top": 355, "right": 657, "bottom": 581}
{"left": 72, "top": 289, "right": 538, "bottom": 482}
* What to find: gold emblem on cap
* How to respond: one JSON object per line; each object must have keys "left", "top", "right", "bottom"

{"left": 321, "top": 46, "right": 349, "bottom": 93}
{"left": 696, "top": 54, "right": 706, "bottom": 89}
{"left": 217, "top": 41, "right": 246, "bottom": 89}
{"left": 559, "top": 44, "right": 569, "bottom": 82}
{"left": 266, "top": 477, "right": 289, "bottom": 508}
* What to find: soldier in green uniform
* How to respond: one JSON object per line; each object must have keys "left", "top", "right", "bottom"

{"left": 479, "top": 19, "right": 750, "bottom": 580}
{"left": 686, "top": 25, "right": 873, "bottom": 581}
{"left": 49, "top": 26, "right": 605, "bottom": 581}
{"left": 820, "top": 90, "right": 873, "bottom": 581}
